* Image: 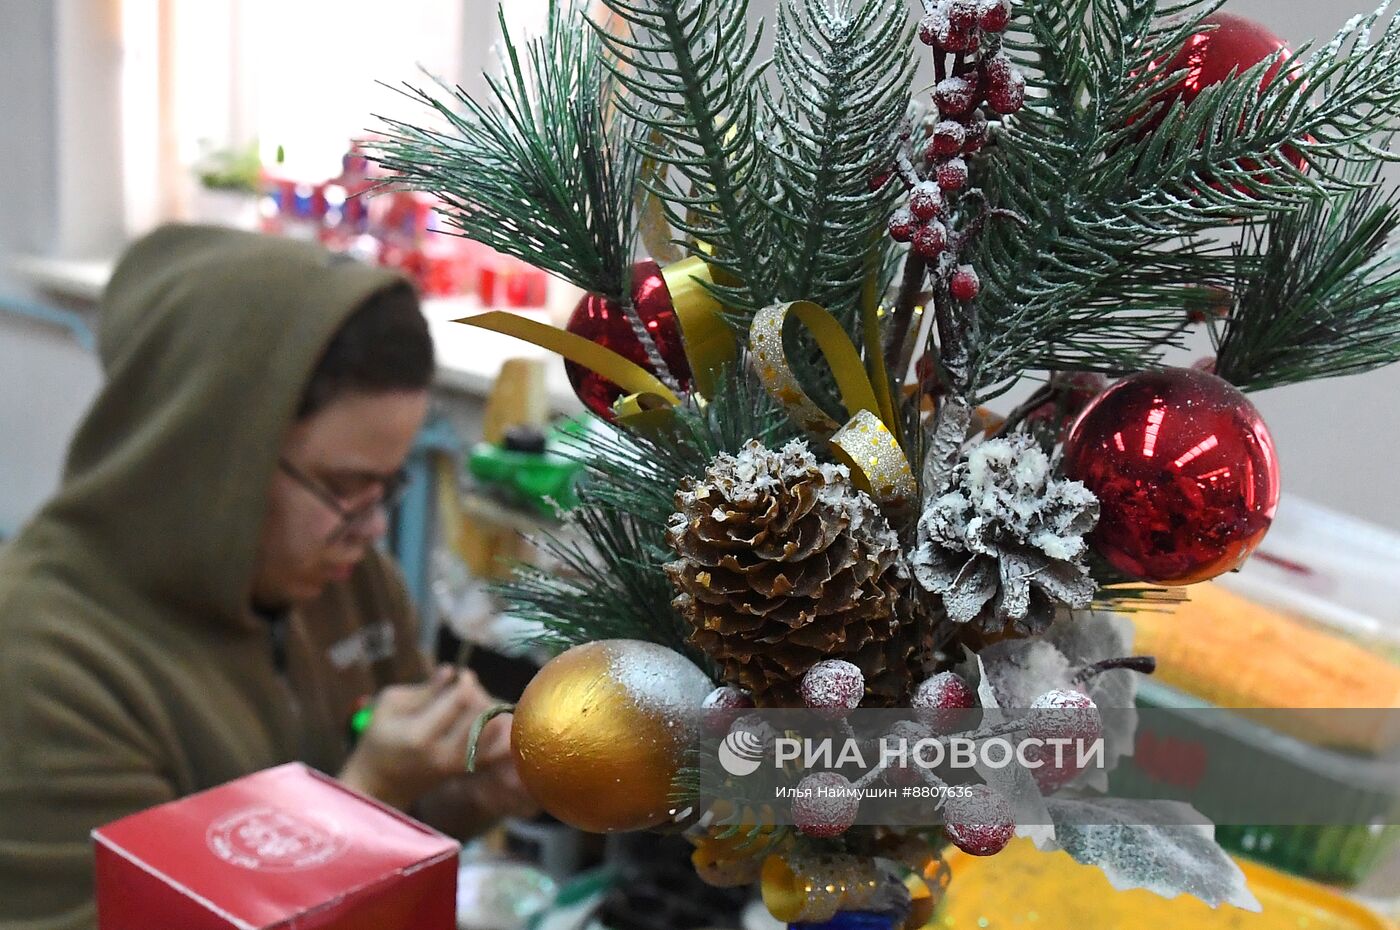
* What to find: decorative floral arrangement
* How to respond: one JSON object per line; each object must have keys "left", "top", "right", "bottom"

{"left": 373, "top": 0, "right": 1400, "bottom": 925}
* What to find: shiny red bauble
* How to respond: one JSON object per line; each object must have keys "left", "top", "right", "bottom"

{"left": 1168, "top": 13, "right": 1291, "bottom": 105}
{"left": 1141, "top": 13, "right": 1306, "bottom": 179}
{"left": 1062, "top": 368, "right": 1280, "bottom": 586}
{"left": 564, "top": 261, "right": 693, "bottom": 420}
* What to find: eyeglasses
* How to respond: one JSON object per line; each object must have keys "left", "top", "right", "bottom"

{"left": 277, "top": 457, "right": 409, "bottom": 541}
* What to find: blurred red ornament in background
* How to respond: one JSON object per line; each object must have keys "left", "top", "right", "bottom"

{"left": 1062, "top": 368, "right": 1280, "bottom": 586}
{"left": 1139, "top": 13, "right": 1306, "bottom": 182}
{"left": 564, "top": 261, "right": 693, "bottom": 420}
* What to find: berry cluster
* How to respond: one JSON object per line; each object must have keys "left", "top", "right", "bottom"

{"left": 886, "top": 0, "right": 1026, "bottom": 303}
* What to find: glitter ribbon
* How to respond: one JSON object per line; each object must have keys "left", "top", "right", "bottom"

{"left": 457, "top": 256, "right": 739, "bottom": 433}
{"left": 455, "top": 310, "right": 680, "bottom": 410}
{"left": 748, "top": 301, "right": 915, "bottom": 512}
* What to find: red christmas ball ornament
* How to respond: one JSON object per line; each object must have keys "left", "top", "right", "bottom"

{"left": 1063, "top": 368, "right": 1280, "bottom": 586}
{"left": 564, "top": 260, "right": 693, "bottom": 420}
{"left": 1145, "top": 14, "right": 1306, "bottom": 178}
{"left": 1167, "top": 14, "right": 1291, "bottom": 107}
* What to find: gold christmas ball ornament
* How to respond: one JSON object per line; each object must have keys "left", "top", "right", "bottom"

{"left": 760, "top": 852, "right": 883, "bottom": 924}
{"left": 510, "top": 639, "right": 713, "bottom": 833}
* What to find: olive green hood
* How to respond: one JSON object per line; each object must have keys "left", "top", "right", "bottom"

{"left": 0, "top": 225, "right": 431, "bottom": 930}
{"left": 25, "top": 223, "right": 414, "bottom": 632}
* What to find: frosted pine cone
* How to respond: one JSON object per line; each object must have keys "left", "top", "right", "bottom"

{"left": 664, "top": 440, "right": 915, "bottom": 707}
{"left": 912, "top": 433, "right": 1098, "bottom": 636}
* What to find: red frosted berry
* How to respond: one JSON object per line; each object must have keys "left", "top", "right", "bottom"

{"left": 1026, "top": 690, "right": 1101, "bottom": 793}
{"left": 930, "top": 121, "right": 967, "bottom": 157}
{"left": 944, "top": 785, "right": 1015, "bottom": 856}
{"left": 940, "top": 25, "right": 981, "bottom": 52}
{"left": 937, "top": 157, "right": 970, "bottom": 192}
{"left": 913, "top": 221, "right": 948, "bottom": 259}
{"left": 963, "top": 110, "right": 989, "bottom": 153}
{"left": 801, "top": 659, "right": 865, "bottom": 719}
{"left": 978, "top": 0, "right": 1011, "bottom": 32}
{"left": 912, "top": 672, "right": 976, "bottom": 733}
{"left": 935, "top": 76, "right": 979, "bottom": 116}
{"left": 888, "top": 207, "right": 919, "bottom": 243}
{"left": 909, "top": 181, "right": 944, "bottom": 221}
{"left": 885, "top": 760, "right": 923, "bottom": 788}
{"left": 918, "top": 13, "right": 940, "bottom": 46}
{"left": 987, "top": 69, "right": 1027, "bottom": 115}
{"left": 1029, "top": 689, "right": 1102, "bottom": 742}
{"left": 792, "top": 772, "right": 860, "bottom": 838}
{"left": 982, "top": 53, "right": 1014, "bottom": 88}
{"left": 950, "top": 265, "right": 981, "bottom": 301}
{"left": 949, "top": 0, "right": 980, "bottom": 30}
{"left": 701, "top": 685, "right": 755, "bottom": 737}
{"left": 868, "top": 169, "right": 893, "bottom": 193}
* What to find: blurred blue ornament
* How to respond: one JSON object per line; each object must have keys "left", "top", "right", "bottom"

{"left": 791, "top": 912, "right": 900, "bottom": 930}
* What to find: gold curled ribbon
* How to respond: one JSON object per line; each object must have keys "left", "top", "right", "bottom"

{"left": 455, "top": 311, "right": 680, "bottom": 407}
{"left": 831, "top": 410, "right": 918, "bottom": 508}
{"left": 748, "top": 301, "right": 914, "bottom": 512}
{"left": 661, "top": 255, "right": 737, "bottom": 399}
{"left": 749, "top": 301, "right": 883, "bottom": 435}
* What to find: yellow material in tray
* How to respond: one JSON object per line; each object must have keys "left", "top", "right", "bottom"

{"left": 934, "top": 839, "right": 1392, "bottom": 930}
{"left": 1130, "top": 582, "right": 1400, "bottom": 752}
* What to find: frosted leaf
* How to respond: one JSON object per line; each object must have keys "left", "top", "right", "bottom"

{"left": 1036, "top": 798, "right": 1261, "bottom": 912}
{"left": 966, "top": 654, "right": 1052, "bottom": 830}
{"left": 912, "top": 434, "right": 1099, "bottom": 635}
{"left": 979, "top": 611, "right": 1139, "bottom": 789}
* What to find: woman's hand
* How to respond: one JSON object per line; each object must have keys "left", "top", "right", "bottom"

{"left": 337, "top": 666, "right": 513, "bottom": 812}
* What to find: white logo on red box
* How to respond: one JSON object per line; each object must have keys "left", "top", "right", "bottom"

{"left": 207, "top": 806, "right": 348, "bottom": 871}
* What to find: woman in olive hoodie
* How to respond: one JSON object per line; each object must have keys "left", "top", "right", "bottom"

{"left": 0, "top": 225, "right": 532, "bottom": 929}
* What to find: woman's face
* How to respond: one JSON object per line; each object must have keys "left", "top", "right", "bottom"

{"left": 250, "top": 389, "right": 429, "bottom": 609}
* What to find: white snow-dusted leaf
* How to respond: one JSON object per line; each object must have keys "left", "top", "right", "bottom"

{"left": 970, "top": 653, "right": 1051, "bottom": 831}
{"left": 979, "top": 611, "right": 1139, "bottom": 790}
{"left": 972, "top": 651, "right": 1000, "bottom": 710}
{"left": 1037, "top": 797, "right": 1260, "bottom": 912}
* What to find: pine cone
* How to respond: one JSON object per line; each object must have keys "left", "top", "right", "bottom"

{"left": 664, "top": 440, "right": 914, "bottom": 707}
{"left": 912, "top": 433, "right": 1099, "bottom": 636}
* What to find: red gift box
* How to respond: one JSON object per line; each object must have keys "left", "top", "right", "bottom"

{"left": 92, "top": 763, "right": 459, "bottom": 930}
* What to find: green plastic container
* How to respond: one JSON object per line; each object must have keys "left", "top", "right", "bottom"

{"left": 1109, "top": 680, "right": 1400, "bottom": 886}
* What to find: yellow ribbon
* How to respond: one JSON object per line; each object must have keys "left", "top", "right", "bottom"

{"left": 457, "top": 259, "right": 737, "bottom": 433}
{"left": 748, "top": 301, "right": 915, "bottom": 512}
{"left": 455, "top": 310, "right": 679, "bottom": 409}
{"left": 660, "top": 256, "right": 737, "bottom": 399}
{"left": 749, "top": 301, "right": 882, "bottom": 434}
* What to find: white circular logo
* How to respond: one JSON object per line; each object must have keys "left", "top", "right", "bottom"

{"left": 719, "top": 728, "right": 765, "bottom": 777}
{"left": 207, "top": 806, "right": 348, "bottom": 872}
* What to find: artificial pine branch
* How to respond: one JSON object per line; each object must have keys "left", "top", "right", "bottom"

{"left": 505, "top": 500, "right": 703, "bottom": 663}
{"left": 967, "top": 0, "right": 1400, "bottom": 394}
{"left": 1216, "top": 156, "right": 1400, "bottom": 390}
{"left": 596, "top": 0, "right": 778, "bottom": 315}
{"left": 761, "top": 0, "right": 915, "bottom": 330}
{"left": 368, "top": 0, "right": 639, "bottom": 299}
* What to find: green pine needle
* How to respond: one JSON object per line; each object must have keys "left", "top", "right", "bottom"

{"left": 367, "top": 0, "right": 640, "bottom": 298}
{"left": 596, "top": 0, "right": 778, "bottom": 314}
{"left": 969, "top": 0, "right": 1400, "bottom": 395}
{"left": 1217, "top": 156, "right": 1400, "bottom": 390}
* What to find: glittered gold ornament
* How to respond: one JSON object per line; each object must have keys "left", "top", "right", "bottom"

{"left": 510, "top": 639, "right": 712, "bottom": 833}
{"left": 688, "top": 804, "right": 784, "bottom": 887}
{"left": 760, "top": 852, "right": 884, "bottom": 923}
